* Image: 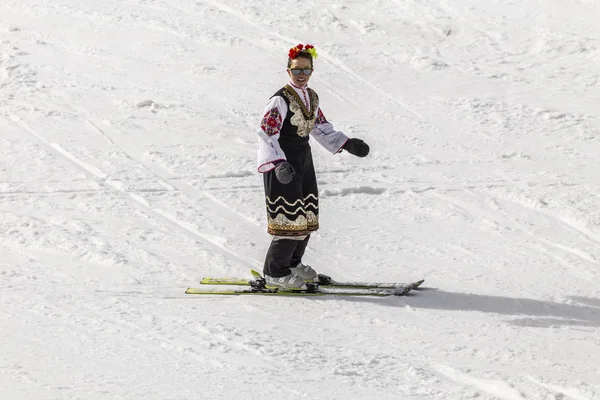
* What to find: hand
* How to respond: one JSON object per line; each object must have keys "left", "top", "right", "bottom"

{"left": 274, "top": 161, "right": 296, "bottom": 184}
{"left": 343, "top": 138, "right": 370, "bottom": 157}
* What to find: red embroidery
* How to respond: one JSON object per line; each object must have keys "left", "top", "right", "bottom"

{"left": 261, "top": 108, "right": 282, "bottom": 136}
{"left": 289, "top": 82, "right": 311, "bottom": 110}
{"left": 300, "top": 88, "right": 310, "bottom": 109}
{"left": 315, "top": 108, "right": 328, "bottom": 124}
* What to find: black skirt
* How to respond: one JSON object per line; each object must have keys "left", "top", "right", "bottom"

{"left": 263, "top": 144, "right": 319, "bottom": 236}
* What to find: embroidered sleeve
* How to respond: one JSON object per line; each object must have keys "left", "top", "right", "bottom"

{"left": 260, "top": 108, "right": 282, "bottom": 136}
{"left": 315, "top": 108, "right": 328, "bottom": 124}
{"left": 257, "top": 96, "right": 288, "bottom": 173}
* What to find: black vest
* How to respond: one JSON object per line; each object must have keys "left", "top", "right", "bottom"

{"left": 272, "top": 85, "right": 319, "bottom": 150}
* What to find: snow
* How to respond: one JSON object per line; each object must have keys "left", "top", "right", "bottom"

{"left": 1, "top": 0, "right": 600, "bottom": 398}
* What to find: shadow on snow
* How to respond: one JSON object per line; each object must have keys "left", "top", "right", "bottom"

{"left": 402, "top": 289, "right": 600, "bottom": 328}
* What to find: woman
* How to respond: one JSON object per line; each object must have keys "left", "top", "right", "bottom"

{"left": 257, "top": 44, "right": 370, "bottom": 288}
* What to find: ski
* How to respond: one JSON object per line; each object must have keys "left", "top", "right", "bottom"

{"left": 187, "top": 269, "right": 424, "bottom": 296}
{"left": 314, "top": 274, "right": 425, "bottom": 290}
{"left": 199, "top": 269, "right": 425, "bottom": 291}
{"left": 185, "top": 287, "right": 407, "bottom": 296}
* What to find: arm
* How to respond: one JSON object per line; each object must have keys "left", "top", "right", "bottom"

{"left": 257, "top": 96, "right": 288, "bottom": 173}
{"left": 309, "top": 108, "right": 349, "bottom": 153}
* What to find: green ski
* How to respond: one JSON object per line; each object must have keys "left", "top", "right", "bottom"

{"left": 185, "top": 287, "right": 405, "bottom": 296}
{"left": 186, "top": 270, "right": 423, "bottom": 296}
{"left": 199, "top": 269, "right": 425, "bottom": 291}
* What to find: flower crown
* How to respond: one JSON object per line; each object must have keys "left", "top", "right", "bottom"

{"left": 288, "top": 44, "right": 318, "bottom": 60}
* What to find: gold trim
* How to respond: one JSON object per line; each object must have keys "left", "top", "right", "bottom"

{"left": 283, "top": 87, "right": 320, "bottom": 138}
{"left": 283, "top": 85, "right": 317, "bottom": 119}
{"left": 267, "top": 211, "right": 319, "bottom": 236}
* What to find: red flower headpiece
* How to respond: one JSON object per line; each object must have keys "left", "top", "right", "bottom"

{"left": 288, "top": 44, "right": 317, "bottom": 59}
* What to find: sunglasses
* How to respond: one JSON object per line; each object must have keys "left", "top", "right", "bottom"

{"left": 289, "top": 68, "right": 313, "bottom": 76}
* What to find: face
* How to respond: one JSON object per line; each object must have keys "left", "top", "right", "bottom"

{"left": 287, "top": 57, "right": 313, "bottom": 87}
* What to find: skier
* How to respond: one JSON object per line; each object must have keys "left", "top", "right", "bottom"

{"left": 256, "top": 44, "right": 370, "bottom": 288}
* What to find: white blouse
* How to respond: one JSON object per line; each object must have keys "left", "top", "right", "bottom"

{"left": 256, "top": 82, "right": 349, "bottom": 173}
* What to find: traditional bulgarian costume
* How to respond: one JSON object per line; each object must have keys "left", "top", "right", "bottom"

{"left": 257, "top": 82, "right": 349, "bottom": 277}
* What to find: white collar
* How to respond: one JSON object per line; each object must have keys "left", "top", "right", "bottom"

{"left": 288, "top": 81, "right": 309, "bottom": 92}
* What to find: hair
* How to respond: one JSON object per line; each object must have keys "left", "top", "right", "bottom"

{"left": 287, "top": 52, "right": 313, "bottom": 68}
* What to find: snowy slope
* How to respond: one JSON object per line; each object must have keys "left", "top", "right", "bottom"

{"left": 1, "top": 0, "right": 600, "bottom": 398}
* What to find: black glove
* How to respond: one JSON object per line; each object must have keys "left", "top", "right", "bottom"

{"left": 343, "top": 138, "right": 370, "bottom": 157}
{"left": 274, "top": 161, "right": 296, "bottom": 184}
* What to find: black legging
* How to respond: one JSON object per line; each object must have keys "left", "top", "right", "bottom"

{"left": 263, "top": 235, "right": 310, "bottom": 277}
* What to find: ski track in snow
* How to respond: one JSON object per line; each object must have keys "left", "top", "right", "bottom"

{"left": 1, "top": 0, "right": 600, "bottom": 398}
{"left": 528, "top": 377, "right": 594, "bottom": 400}
{"left": 435, "top": 364, "right": 527, "bottom": 400}
{"left": 9, "top": 111, "right": 263, "bottom": 272}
